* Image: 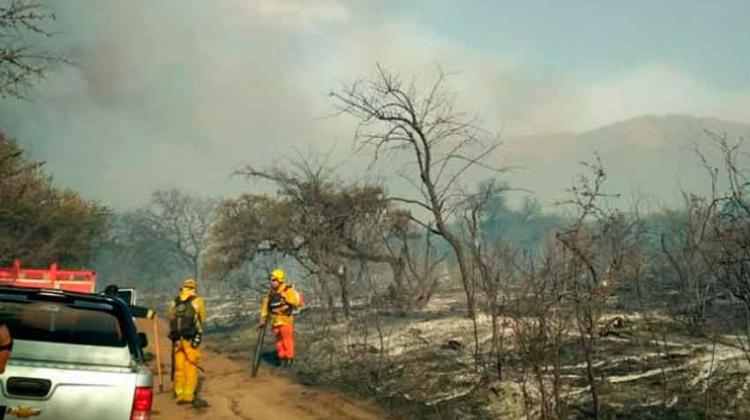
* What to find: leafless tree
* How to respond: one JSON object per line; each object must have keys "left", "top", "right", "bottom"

{"left": 0, "top": 0, "right": 66, "bottom": 98}
{"left": 692, "top": 132, "right": 750, "bottom": 364}
{"left": 464, "top": 185, "right": 517, "bottom": 378}
{"left": 381, "top": 209, "right": 446, "bottom": 313}
{"left": 460, "top": 179, "right": 510, "bottom": 369}
{"left": 139, "top": 189, "right": 218, "bottom": 282}
{"left": 331, "top": 64, "right": 506, "bottom": 319}
{"left": 508, "top": 241, "right": 573, "bottom": 420}
{"left": 658, "top": 192, "right": 717, "bottom": 330}
{"left": 553, "top": 156, "right": 642, "bottom": 419}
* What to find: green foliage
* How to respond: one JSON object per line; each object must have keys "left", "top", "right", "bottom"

{"left": 207, "top": 164, "right": 394, "bottom": 278}
{"left": 0, "top": 133, "right": 109, "bottom": 267}
{"left": 480, "top": 193, "right": 566, "bottom": 251}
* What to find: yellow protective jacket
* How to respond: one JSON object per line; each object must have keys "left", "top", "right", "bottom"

{"left": 260, "top": 284, "right": 301, "bottom": 327}
{"left": 168, "top": 289, "right": 207, "bottom": 335}
{"left": 168, "top": 288, "right": 205, "bottom": 403}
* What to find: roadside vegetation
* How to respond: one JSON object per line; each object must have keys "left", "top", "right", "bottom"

{"left": 4, "top": 3, "right": 750, "bottom": 417}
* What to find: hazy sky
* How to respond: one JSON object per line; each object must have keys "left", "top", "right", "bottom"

{"left": 1, "top": 0, "right": 748, "bottom": 209}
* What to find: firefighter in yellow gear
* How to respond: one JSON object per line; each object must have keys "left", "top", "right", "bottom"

{"left": 168, "top": 278, "right": 207, "bottom": 404}
{"left": 258, "top": 268, "right": 302, "bottom": 367}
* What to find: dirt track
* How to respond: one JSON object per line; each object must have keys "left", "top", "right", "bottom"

{"left": 137, "top": 318, "right": 385, "bottom": 420}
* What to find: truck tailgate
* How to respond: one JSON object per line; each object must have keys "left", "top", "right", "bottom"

{"left": 1, "top": 364, "right": 137, "bottom": 420}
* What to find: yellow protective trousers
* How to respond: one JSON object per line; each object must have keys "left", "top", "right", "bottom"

{"left": 173, "top": 338, "right": 202, "bottom": 402}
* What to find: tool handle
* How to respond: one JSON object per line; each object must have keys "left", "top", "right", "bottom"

{"left": 152, "top": 318, "right": 164, "bottom": 392}
{"left": 251, "top": 320, "right": 268, "bottom": 377}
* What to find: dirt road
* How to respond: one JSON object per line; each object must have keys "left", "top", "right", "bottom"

{"left": 137, "top": 318, "right": 385, "bottom": 420}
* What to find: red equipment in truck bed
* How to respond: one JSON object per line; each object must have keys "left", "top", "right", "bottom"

{"left": 0, "top": 259, "right": 97, "bottom": 293}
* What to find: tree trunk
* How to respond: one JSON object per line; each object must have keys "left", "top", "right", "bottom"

{"left": 319, "top": 275, "right": 337, "bottom": 323}
{"left": 388, "top": 257, "right": 408, "bottom": 311}
{"left": 337, "top": 267, "right": 351, "bottom": 319}
{"left": 491, "top": 305, "right": 503, "bottom": 380}
{"left": 442, "top": 233, "right": 476, "bottom": 318}
{"left": 471, "top": 311, "right": 480, "bottom": 370}
{"left": 579, "top": 309, "right": 600, "bottom": 419}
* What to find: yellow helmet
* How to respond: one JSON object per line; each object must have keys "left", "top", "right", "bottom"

{"left": 270, "top": 268, "right": 285, "bottom": 282}
{"left": 182, "top": 278, "right": 197, "bottom": 289}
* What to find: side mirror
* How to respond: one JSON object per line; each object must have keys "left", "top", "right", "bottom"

{"left": 138, "top": 332, "right": 149, "bottom": 349}
{"left": 117, "top": 288, "right": 137, "bottom": 305}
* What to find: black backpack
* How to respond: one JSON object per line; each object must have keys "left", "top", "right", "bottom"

{"left": 169, "top": 295, "right": 199, "bottom": 340}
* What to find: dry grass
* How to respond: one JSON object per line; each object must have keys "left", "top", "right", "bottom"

{"left": 203, "top": 291, "right": 750, "bottom": 419}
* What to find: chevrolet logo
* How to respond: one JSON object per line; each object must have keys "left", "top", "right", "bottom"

{"left": 6, "top": 407, "right": 42, "bottom": 418}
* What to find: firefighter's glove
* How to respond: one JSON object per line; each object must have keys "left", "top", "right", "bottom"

{"left": 257, "top": 321, "right": 266, "bottom": 330}
{"left": 191, "top": 334, "right": 202, "bottom": 348}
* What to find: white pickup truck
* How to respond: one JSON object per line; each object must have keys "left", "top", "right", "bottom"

{"left": 0, "top": 286, "right": 154, "bottom": 420}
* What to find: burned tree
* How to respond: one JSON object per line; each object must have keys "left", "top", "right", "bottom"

{"left": 463, "top": 180, "right": 515, "bottom": 371}
{"left": 330, "top": 64, "right": 504, "bottom": 318}
{"left": 552, "top": 156, "right": 645, "bottom": 418}
{"left": 688, "top": 132, "right": 750, "bottom": 364}
{"left": 209, "top": 160, "right": 444, "bottom": 320}
{"left": 379, "top": 208, "right": 445, "bottom": 312}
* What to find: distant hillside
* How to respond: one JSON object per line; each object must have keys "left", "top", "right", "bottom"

{"left": 498, "top": 115, "right": 750, "bottom": 210}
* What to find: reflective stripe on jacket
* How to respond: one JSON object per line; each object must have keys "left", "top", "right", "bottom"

{"left": 260, "top": 285, "right": 300, "bottom": 326}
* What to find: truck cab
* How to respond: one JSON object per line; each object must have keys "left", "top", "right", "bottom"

{"left": 0, "top": 286, "right": 154, "bottom": 420}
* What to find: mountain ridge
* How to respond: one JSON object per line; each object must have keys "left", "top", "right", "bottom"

{"left": 498, "top": 114, "right": 750, "bottom": 209}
